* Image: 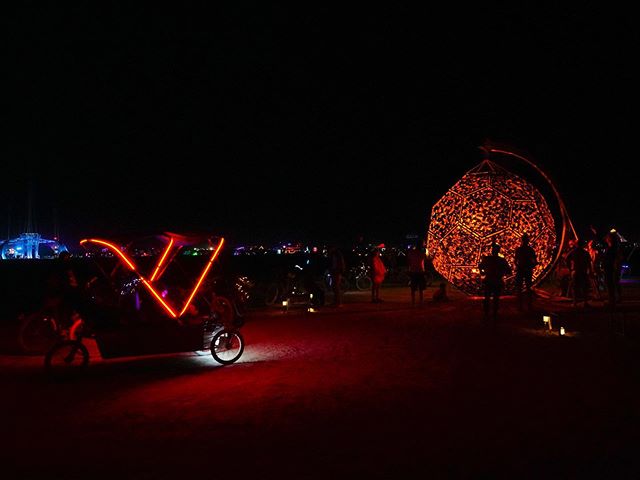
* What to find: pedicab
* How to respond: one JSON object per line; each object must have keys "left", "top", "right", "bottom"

{"left": 44, "top": 232, "right": 245, "bottom": 377}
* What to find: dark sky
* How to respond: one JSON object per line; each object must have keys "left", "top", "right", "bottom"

{"left": 4, "top": 5, "right": 639, "bottom": 248}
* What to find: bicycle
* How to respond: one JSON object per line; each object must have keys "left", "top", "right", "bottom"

{"left": 16, "top": 276, "right": 102, "bottom": 355}
{"left": 17, "top": 301, "right": 73, "bottom": 354}
{"left": 323, "top": 262, "right": 373, "bottom": 293}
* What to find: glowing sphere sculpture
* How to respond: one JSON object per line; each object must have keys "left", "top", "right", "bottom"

{"left": 426, "top": 160, "right": 557, "bottom": 295}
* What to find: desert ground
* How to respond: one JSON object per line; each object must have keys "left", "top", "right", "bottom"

{"left": 2, "top": 281, "right": 640, "bottom": 479}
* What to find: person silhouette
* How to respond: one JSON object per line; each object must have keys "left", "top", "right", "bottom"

{"left": 370, "top": 246, "right": 387, "bottom": 303}
{"left": 514, "top": 233, "right": 538, "bottom": 311}
{"left": 45, "top": 250, "right": 88, "bottom": 326}
{"left": 603, "top": 231, "right": 623, "bottom": 308}
{"left": 566, "top": 239, "right": 592, "bottom": 308}
{"left": 478, "top": 242, "right": 512, "bottom": 324}
{"left": 407, "top": 240, "right": 427, "bottom": 306}
{"left": 327, "top": 245, "right": 346, "bottom": 307}
{"left": 558, "top": 239, "right": 577, "bottom": 298}
{"left": 586, "top": 239, "right": 604, "bottom": 300}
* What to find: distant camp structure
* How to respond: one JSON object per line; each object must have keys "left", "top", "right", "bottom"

{"left": 0, "top": 233, "right": 68, "bottom": 260}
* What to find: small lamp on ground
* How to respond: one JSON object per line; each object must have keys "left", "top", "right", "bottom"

{"left": 307, "top": 294, "right": 315, "bottom": 313}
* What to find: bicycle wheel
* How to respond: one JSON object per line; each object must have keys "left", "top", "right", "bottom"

{"left": 18, "top": 309, "right": 62, "bottom": 354}
{"left": 355, "top": 275, "right": 372, "bottom": 291}
{"left": 210, "top": 330, "right": 244, "bottom": 365}
{"left": 44, "top": 340, "right": 89, "bottom": 378}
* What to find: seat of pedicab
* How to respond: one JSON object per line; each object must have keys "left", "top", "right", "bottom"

{"left": 93, "top": 305, "right": 206, "bottom": 359}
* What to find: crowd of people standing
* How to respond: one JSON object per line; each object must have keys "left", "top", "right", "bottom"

{"left": 558, "top": 229, "right": 625, "bottom": 309}
{"left": 286, "top": 229, "right": 628, "bottom": 324}
{"left": 477, "top": 228, "right": 628, "bottom": 325}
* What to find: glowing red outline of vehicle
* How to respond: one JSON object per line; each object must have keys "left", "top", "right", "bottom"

{"left": 80, "top": 236, "right": 225, "bottom": 318}
{"left": 149, "top": 237, "right": 174, "bottom": 282}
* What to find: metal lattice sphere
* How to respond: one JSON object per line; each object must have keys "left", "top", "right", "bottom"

{"left": 426, "top": 160, "right": 557, "bottom": 295}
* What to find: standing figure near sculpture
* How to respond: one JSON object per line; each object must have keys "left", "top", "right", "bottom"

{"left": 566, "top": 239, "right": 592, "bottom": 308}
{"left": 478, "top": 242, "right": 512, "bottom": 324}
{"left": 370, "top": 247, "right": 387, "bottom": 303}
{"left": 603, "top": 231, "right": 623, "bottom": 308}
{"left": 558, "top": 239, "right": 578, "bottom": 298}
{"left": 586, "top": 239, "right": 604, "bottom": 300}
{"left": 514, "top": 234, "right": 538, "bottom": 311}
{"left": 407, "top": 240, "right": 427, "bottom": 306}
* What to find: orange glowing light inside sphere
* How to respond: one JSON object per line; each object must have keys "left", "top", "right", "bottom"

{"left": 426, "top": 160, "right": 557, "bottom": 295}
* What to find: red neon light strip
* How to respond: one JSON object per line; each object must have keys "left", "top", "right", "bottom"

{"left": 141, "top": 279, "right": 178, "bottom": 317}
{"left": 149, "top": 237, "right": 174, "bottom": 282}
{"left": 179, "top": 238, "right": 225, "bottom": 317}
{"left": 80, "top": 238, "right": 136, "bottom": 270}
{"left": 81, "top": 236, "right": 225, "bottom": 319}
{"left": 81, "top": 238, "right": 177, "bottom": 317}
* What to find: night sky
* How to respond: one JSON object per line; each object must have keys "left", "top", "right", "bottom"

{"left": 4, "top": 5, "right": 639, "bottom": 248}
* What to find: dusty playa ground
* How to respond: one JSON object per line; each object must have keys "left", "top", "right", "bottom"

{"left": 3, "top": 283, "right": 640, "bottom": 479}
